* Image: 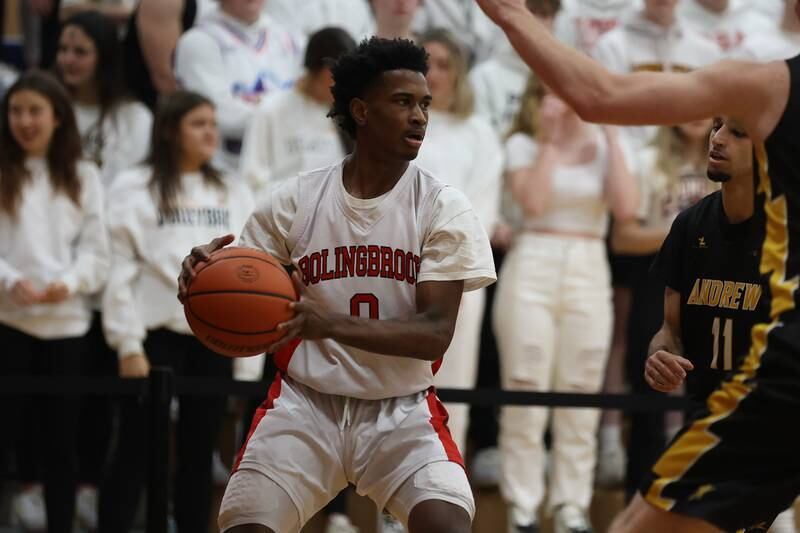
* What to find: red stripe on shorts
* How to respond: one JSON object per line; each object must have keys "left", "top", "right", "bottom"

{"left": 426, "top": 388, "right": 464, "bottom": 467}
{"left": 274, "top": 337, "right": 301, "bottom": 373}
{"left": 231, "top": 372, "right": 283, "bottom": 474}
{"left": 431, "top": 357, "right": 443, "bottom": 375}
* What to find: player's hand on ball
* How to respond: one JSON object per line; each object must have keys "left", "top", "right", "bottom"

{"left": 267, "top": 271, "right": 330, "bottom": 354}
{"left": 40, "top": 281, "right": 69, "bottom": 304}
{"left": 178, "top": 233, "right": 235, "bottom": 303}
{"left": 10, "top": 279, "right": 42, "bottom": 306}
{"left": 645, "top": 350, "right": 694, "bottom": 393}
{"left": 119, "top": 353, "right": 151, "bottom": 378}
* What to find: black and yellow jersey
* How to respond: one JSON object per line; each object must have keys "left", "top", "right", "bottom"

{"left": 652, "top": 191, "right": 768, "bottom": 403}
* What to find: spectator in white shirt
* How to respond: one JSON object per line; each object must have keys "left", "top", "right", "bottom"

{"left": 370, "top": 0, "right": 421, "bottom": 39}
{"left": 98, "top": 91, "right": 253, "bottom": 533}
{"left": 240, "top": 26, "right": 357, "bottom": 202}
{"left": 174, "top": 0, "right": 302, "bottom": 173}
{"left": 592, "top": 0, "right": 722, "bottom": 150}
{"left": 55, "top": 11, "right": 153, "bottom": 186}
{"left": 0, "top": 70, "right": 109, "bottom": 533}
{"left": 739, "top": 0, "right": 800, "bottom": 62}
{"left": 415, "top": 28, "right": 504, "bottom": 456}
{"left": 554, "top": 0, "right": 634, "bottom": 55}
{"left": 678, "top": 0, "right": 771, "bottom": 56}
{"left": 471, "top": 0, "right": 560, "bottom": 137}
{"left": 265, "top": 0, "right": 374, "bottom": 41}
{"left": 412, "top": 0, "right": 504, "bottom": 63}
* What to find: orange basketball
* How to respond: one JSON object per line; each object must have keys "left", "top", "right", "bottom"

{"left": 183, "top": 247, "right": 296, "bottom": 357}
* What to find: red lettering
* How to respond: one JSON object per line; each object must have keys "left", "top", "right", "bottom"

{"left": 405, "top": 251, "right": 416, "bottom": 284}
{"left": 356, "top": 245, "right": 368, "bottom": 277}
{"left": 309, "top": 252, "right": 321, "bottom": 284}
{"left": 298, "top": 256, "right": 310, "bottom": 285}
{"left": 394, "top": 249, "right": 406, "bottom": 281}
{"left": 380, "top": 246, "right": 393, "bottom": 278}
{"left": 320, "top": 249, "right": 335, "bottom": 281}
{"left": 367, "top": 245, "right": 380, "bottom": 277}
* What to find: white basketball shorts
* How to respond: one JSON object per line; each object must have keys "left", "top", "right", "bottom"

{"left": 218, "top": 373, "right": 474, "bottom": 532}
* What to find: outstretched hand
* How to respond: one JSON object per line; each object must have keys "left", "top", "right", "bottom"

{"left": 645, "top": 350, "right": 694, "bottom": 393}
{"left": 177, "top": 234, "right": 235, "bottom": 302}
{"left": 265, "top": 271, "right": 332, "bottom": 354}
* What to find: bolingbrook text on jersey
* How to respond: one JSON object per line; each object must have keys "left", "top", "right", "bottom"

{"left": 157, "top": 207, "right": 231, "bottom": 228}
{"left": 298, "top": 246, "right": 421, "bottom": 286}
{"left": 686, "top": 278, "right": 763, "bottom": 312}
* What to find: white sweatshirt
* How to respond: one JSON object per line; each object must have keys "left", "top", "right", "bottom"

{"left": 678, "top": 0, "right": 771, "bottom": 56}
{"left": 554, "top": 0, "right": 635, "bottom": 54}
{"left": 415, "top": 110, "right": 503, "bottom": 234}
{"left": 593, "top": 10, "right": 721, "bottom": 149}
{"left": 74, "top": 101, "right": 153, "bottom": 187}
{"left": 102, "top": 166, "right": 254, "bottom": 358}
{"left": 264, "top": 0, "right": 374, "bottom": 41}
{"left": 469, "top": 38, "right": 530, "bottom": 137}
{"left": 239, "top": 87, "right": 346, "bottom": 202}
{"left": 174, "top": 7, "right": 302, "bottom": 172}
{"left": 0, "top": 159, "right": 109, "bottom": 339}
{"left": 411, "top": 0, "right": 503, "bottom": 63}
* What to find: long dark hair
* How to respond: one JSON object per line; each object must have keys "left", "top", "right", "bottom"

{"left": 0, "top": 70, "right": 83, "bottom": 217}
{"left": 146, "top": 90, "right": 223, "bottom": 215}
{"left": 57, "top": 11, "right": 128, "bottom": 165}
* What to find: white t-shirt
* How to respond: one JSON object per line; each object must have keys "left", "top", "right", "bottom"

{"left": 238, "top": 161, "right": 496, "bottom": 399}
{"left": 505, "top": 131, "right": 611, "bottom": 238}
{"left": 415, "top": 110, "right": 503, "bottom": 234}
{"left": 73, "top": 101, "right": 153, "bottom": 187}
{"left": 737, "top": 27, "right": 800, "bottom": 62}
{"left": 174, "top": 8, "right": 302, "bottom": 172}
{"left": 593, "top": 10, "right": 722, "bottom": 150}
{"left": 411, "top": 0, "right": 503, "bottom": 63}
{"left": 264, "top": 0, "right": 373, "bottom": 41}
{"left": 678, "top": 0, "right": 771, "bottom": 56}
{"left": 239, "top": 88, "right": 346, "bottom": 201}
{"left": 0, "top": 159, "right": 109, "bottom": 339}
{"left": 554, "top": 0, "right": 635, "bottom": 55}
{"left": 636, "top": 145, "right": 719, "bottom": 228}
{"left": 469, "top": 39, "right": 530, "bottom": 137}
{"left": 102, "top": 166, "right": 254, "bottom": 357}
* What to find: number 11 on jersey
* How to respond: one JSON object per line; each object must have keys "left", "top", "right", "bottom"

{"left": 710, "top": 317, "right": 733, "bottom": 371}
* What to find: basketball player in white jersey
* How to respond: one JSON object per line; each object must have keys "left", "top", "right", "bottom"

{"left": 178, "top": 37, "right": 495, "bottom": 533}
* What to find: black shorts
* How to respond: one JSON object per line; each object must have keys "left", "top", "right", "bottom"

{"left": 639, "top": 321, "right": 800, "bottom": 532}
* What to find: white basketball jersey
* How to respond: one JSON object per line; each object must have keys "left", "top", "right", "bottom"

{"left": 239, "top": 160, "right": 496, "bottom": 399}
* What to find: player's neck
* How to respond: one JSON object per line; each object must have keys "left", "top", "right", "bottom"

{"left": 342, "top": 150, "right": 409, "bottom": 199}
{"left": 721, "top": 177, "right": 753, "bottom": 224}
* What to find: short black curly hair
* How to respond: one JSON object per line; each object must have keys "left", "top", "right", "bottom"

{"left": 328, "top": 37, "right": 429, "bottom": 139}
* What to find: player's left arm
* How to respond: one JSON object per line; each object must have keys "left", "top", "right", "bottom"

{"left": 268, "top": 273, "right": 464, "bottom": 361}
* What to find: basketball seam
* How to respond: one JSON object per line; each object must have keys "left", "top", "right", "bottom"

{"left": 185, "top": 304, "right": 285, "bottom": 336}
{"left": 186, "top": 289, "right": 295, "bottom": 301}
{"left": 199, "top": 254, "right": 285, "bottom": 272}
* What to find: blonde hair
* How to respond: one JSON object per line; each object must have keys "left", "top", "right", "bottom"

{"left": 507, "top": 73, "right": 546, "bottom": 139}
{"left": 651, "top": 125, "right": 708, "bottom": 189}
{"left": 418, "top": 29, "right": 474, "bottom": 118}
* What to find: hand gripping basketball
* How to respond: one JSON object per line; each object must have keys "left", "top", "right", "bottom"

{"left": 265, "top": 271, "right": 332, "bottom": 354}
{"left": 177, "top": 234, "right": 235, "bottom": 303}
{"left": 179, "top": 235, "right": 297, "bottom": 358}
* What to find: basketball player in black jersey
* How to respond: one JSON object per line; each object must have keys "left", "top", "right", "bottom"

{"left": 644, "top": 117, "right": 783, "bottom": 533}
{"left": 477, "top": 0, "right": 800, "bottom": 532}
{"left": 644, "top": 116, "right": 763, "bottom": 406}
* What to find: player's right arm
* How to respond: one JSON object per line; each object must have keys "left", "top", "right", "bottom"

{"left": 474, "top": 0, "right": 788, "bottom": 142}
{"left": 645, "top": 287, "right": 694, "bottom": 393}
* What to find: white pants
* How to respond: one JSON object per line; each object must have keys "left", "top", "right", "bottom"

{"left": 494, "top": 233, "right": 612, "bottom": 526}
{"left": 433, "top": 289, "right": 486, "bottom": 453}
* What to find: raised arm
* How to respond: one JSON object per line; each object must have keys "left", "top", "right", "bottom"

{"left": 475, "top": 0, "right": 788, "bottom": 142}
{"left": 136, "top": 0, "right": 183, "bottom": 94}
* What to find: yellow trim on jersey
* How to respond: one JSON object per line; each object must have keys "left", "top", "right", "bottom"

{"left": 645, "top": 143, "right": 798, "bottom": 511}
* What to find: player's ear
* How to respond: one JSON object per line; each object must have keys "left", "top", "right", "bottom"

{"left": 350, "top": 98, "right": 368, "bottom": 127}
